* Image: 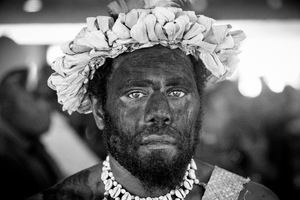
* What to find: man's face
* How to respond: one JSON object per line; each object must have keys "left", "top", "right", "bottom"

{"left": 102, "top": 46, "right": 203, "bottom": 192}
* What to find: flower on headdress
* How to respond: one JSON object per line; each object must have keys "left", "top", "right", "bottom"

{"left": 49, "top": 6, "right": 246, "bottom": 114}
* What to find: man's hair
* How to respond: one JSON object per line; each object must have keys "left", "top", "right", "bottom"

{"left": 0, "top": 68, "right": 28, "bottom": 86}
{"left": 0, "top": 68, "right": 29, "bottom": 102}
{"left": 87, "top": 50, "right": 207, "bottom": 108}
{"left": 189, "top": 55, "right": 207, "bottom": 103}
{"left": 88, "top": 58, "right": 114, "bottom": 106}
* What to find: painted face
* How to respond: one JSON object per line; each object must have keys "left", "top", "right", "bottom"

{"left": 102, "top": 46, "right": 203, "bottom": 190}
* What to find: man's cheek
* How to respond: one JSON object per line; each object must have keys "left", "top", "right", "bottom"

{"left": 172, "top": 99, "right": 196, "bottom": 121}
{"left": 118, "top": 107, "right": 143, "bottom": 133}
{"left": 173, "top": 110, "right": 199, "bottom": 136}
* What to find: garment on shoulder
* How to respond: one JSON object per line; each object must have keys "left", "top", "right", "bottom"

{"left": 27, "top": 165, "right": 250, "bottom": 200}
{"left": 202, "top": 166, "right": 250, "bottom": 200}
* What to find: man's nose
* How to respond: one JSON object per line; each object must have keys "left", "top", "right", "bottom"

{"left": 144, "top": 92, "right": 172, "bottom": 126}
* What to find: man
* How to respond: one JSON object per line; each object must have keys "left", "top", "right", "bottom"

{"left": 28, "top": 1, "right": 279, "bottom": 199}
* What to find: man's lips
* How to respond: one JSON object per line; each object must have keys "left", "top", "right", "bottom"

{"left": 141, "top": 135, "right": 176, "bottom": 145}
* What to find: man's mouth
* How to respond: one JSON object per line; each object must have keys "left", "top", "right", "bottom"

{"left": 140, "top": 135, "right": 176, "bottom": 149}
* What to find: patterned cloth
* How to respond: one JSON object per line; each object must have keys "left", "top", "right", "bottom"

{"left": 202, "top": 166, "right": 250, "bottom": 200}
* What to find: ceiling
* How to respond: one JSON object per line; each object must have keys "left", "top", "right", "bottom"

{"left": 0, "top": 0, "right": 299, "bottom": 24}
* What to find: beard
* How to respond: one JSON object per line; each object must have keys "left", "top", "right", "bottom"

{"left": 102, "top": 111, "right": 202, "bottom": 194}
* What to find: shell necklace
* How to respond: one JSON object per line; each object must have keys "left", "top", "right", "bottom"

{"left": 101, "top": 156, "right": 206, "bottom": 200}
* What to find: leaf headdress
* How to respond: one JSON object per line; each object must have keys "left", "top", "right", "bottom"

{"left": 48, "top": 0, "right": 246, "bottom": 114}
{"left": 108, "top": 0, "right": 195, "bottom": 15}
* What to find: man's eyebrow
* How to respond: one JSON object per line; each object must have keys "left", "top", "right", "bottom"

{"left": 165, "top": 77, "right": 192, "bottom": 87}
{"left": 119, "top": 79, "right": 154, "bottom": 90}
{"left": 117, "top": 78, "right": 193, "bottom": 91}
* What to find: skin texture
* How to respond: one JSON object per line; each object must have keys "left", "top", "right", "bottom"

{"left": 26, "top": 46, "right": 280, "bottom": 200}
{"left": 101, "top": 46, "right": 202, "bottom": 195}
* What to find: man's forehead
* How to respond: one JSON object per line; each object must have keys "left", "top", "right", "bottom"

{"left": 112, "top": 45, "right": 193, "bottom": 71}
{"left": 108, "top": 47, "right": 198, "bottom": 93}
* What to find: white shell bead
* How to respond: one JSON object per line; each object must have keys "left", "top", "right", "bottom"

{"left": 186, "top": 178, "right": 194, "bottom": 186}
{"left": 185, "top": 171, "right": 188, "bottom": 177}
{"left": 183, "top": 180, "right": 192, "bottom": 190}
{"left": 179, "top": 188, "right": 186, "bottom": 198}
{"left": 101, "top": 170, "right": 109, "bottom": 180}
{"left": 146, "top": 197, "right": 152, "bottom": 200}
{"left": 122, "top": 192, "right": 131, "bottom": 200}
{"left": 175, "top": 190, "right": 183, "bottom": 198}
{"left": 190, "top": 159, "right": 197, "bottom": 170}
{"left": 105, "top": 179, "right": 113, "bottom": 191}
{"left": 188, "top": 169, "right": 196, "bottom": 180}
{"left": 103, "top": 160, "right": 109, "bottom": 166}
{"left": 166, "top": 193, "right": 172, "bottom": 200}
{"left": 111, "top": 186, "right": 121, "bottom": 198}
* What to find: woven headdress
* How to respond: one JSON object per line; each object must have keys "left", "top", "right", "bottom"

{"left": 48, "top": 0, "right": 246, "bottom": 114}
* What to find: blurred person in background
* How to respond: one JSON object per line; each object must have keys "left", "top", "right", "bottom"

{"left": 0, "top": 66, "right": 63, "bottom": 199}
{"left": 0, "top": 36, "right": 63, "bottom": 199}
{"left": 200, "top": 80, "right": 300, "bottom": 199}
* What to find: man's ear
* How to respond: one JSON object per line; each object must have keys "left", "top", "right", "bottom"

{"left": 90, "top": 95, "right": 105, "bottom": 130}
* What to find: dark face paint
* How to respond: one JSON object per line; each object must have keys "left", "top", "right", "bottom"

{"left": 103, "top": 46, "right": 203, "bottom": 192}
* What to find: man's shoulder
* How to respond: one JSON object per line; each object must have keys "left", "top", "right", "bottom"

{"left": 239, "top": 181, "right": 280, "bottom": 200}
{"left": 193, "top": 159, "right": 279, "bottom": 200}
{"left": 26, "top": 163, "right": 105, "bottom": 200}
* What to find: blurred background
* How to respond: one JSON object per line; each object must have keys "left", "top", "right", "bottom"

{"left": 0, "top": 0, "right": 299, "bottom": 199}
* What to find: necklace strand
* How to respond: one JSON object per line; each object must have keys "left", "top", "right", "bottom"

{"left": 101, "top": 156, "right": 205, "bottom": 200}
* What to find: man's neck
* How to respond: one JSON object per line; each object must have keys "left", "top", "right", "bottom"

{"left": 109, "top": 154, "right": 171, "bottom": 197}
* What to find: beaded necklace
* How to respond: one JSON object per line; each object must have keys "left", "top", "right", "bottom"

{"left": 101, "top": 156, "right": 206, "bottom": 200}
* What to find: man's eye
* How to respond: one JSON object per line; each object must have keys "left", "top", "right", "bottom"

{"left": 168, "top": 90, "right": 186, "bottom": 98}
{"left": 128, "top": 92, "right": 147, "bottom": 99}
